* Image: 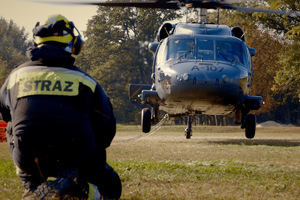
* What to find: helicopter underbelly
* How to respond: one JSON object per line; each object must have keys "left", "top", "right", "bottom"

{"left": 156, "top": 62, "right": 243, "bottom": 115}
{"left": 159, "top": 84, "right": 238, "bottom": 115}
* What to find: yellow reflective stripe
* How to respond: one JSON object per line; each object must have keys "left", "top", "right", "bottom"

{"left": 35, "top": 34, "right": 73, "bottom": 45}
{"left": 16, "top": 165, "right": 21, "bottom": 175}
{"left": 17, "top": 71, "right": 79, "bottom": 98}
{"left": 7, "top": 66, "right": 97, "bottom": 98}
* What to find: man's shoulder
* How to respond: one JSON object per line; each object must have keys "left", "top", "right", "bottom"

{"left": 12, "top": 62, "right": 87, "bottom": 76}
{"left": 11, "top": 61, "right": 43, "bottom": 72}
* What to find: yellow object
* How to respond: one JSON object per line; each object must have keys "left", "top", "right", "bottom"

{"left": 7, "top": 66, "right": 96, "bottom": 98}
{"left": 34, "top": 14, "right": 73, "bottom": 45}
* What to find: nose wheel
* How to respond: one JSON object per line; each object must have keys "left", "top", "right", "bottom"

{"left": 185, "top": 115, "right": 193, "bottom": 139}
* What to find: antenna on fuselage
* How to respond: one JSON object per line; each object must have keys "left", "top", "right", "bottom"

{"left": 199, "top": 8, "right": 208, "bottom": 24}
{"left": 217, "top": 9, "right": 220, "bottom": 25}
{"left": 185, "top": 7, "right": 188, "bottom": 23}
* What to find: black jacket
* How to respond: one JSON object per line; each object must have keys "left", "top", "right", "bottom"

{"left": 0, "top": 45, "right": 116, "bottom": 149}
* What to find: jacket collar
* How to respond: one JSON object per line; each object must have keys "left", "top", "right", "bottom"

{"left": 26, "top": 44, "right": 75, "bottom": 66}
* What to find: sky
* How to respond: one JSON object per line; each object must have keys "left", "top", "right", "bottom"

{"left": 0, "top": 0, "right": 98, "bottom": 39}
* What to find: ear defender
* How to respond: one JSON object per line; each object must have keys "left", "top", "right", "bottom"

{"left": 72, "top": 35, "right": 84, "bottom": 55}
{"left": 69, "top": 21, "right": 84, "bottom": 55}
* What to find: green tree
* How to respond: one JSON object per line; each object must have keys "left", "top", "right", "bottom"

{"left": 273, "top": 43, "right": 300, "bottom": 99}
{"left": 253, "top": 0, "right": 300, "bottom": 38}
{"left": 0, "top": 17, "right": 30, "bottom": 85}
{"left": 76, "top": 7, "right": 180, "bottom": 123}
{"left": 271, "top": 42, "right": 300, "bottom": 124}
{"left": 258, "top": 0, "right": 300, "bottom": 124}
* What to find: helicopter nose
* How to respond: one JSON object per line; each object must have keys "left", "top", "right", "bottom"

{"left": 175, "top": 71, "right": 238, "bottom": 86}
{"left": 168, "top": 64, "right": 241, "bottom": 103}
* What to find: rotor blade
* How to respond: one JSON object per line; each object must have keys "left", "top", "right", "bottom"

{"left": 48, "top": 0, "right": 181, "bottom": 9}
{"left": 220, "top": 0, "right": 247, "bottom": 3}
{"left": 35, "top": 0, "right": 300, "bottom": 17}
{"left": 224, "top": 5, "right": 300, "bottom": 17}
{"left": 91, "top": 1, "right": 181, "bottom": 9}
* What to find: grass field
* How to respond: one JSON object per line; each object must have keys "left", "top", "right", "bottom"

{"left": 0, "top": 125, "right": 299, "bottom": 199}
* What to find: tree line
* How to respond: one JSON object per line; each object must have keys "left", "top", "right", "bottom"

{"left": 0, "top": 0, "right": 299, "bottom": 126}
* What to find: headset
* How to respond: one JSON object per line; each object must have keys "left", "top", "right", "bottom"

{"left": 69, "top": 21, "right": 84, "bottom": 55}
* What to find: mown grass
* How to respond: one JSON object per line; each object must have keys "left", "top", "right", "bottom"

{"left": 0, "top": 146, "right": 23, "bottom": 199}
{"left": 109, "top": 159, "right": 299, "bottom": 200}
{"left": 0, "top": 125, "right": 299, "bottom": 199}
{"left": 109, "top": 125, "right": 300, "bottom": 199}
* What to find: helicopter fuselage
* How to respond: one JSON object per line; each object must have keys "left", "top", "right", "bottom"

{"left": 151, "top": 23, "right": 256, "bottom": 116}
{"left": 129, "top": 23, "right": 261, "bottom": 123}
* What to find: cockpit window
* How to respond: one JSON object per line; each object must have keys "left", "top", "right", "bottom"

{"left": 161, "top": 37, "right": 245, "bottom": 65}
{"left": 196, "top": 39, "right": 214, "bottom": 61}
{"left": 216, "top": 41, "right": 244, "bottom": 64}
{"left": 167, "top": 39, "right": 195, "bottom": 60}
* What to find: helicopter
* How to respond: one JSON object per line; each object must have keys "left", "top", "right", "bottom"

{"left": 130, "top": 9, "right": 261, "bottom": 139}
{"left": 123, "top": 0, "right": 299, "bottom": 139}
{"left": 50, "top": 0, "right": 299, "bottom": 139}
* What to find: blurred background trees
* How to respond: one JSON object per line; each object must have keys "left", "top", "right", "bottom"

{"left": 0, "top": 17, "right": 30, "bottom": 85}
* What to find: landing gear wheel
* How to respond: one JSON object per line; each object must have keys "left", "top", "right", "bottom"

{"left": 185, "top": 128, "right": 192, "bottom": 139}
{"left": 245, "top": 114, "right": 256, "bottom": 139}
{"left": 141, "top": 108, "right": 151, "bottom": 133}
{"left": 185, "top": 115, "right": 193, "bottom": 139}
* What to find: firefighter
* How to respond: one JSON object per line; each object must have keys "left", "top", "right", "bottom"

{"left": 0, "top": 14, "right": 121, "bottom": 199}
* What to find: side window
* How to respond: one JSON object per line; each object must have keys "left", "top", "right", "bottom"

{"left": 155, "top": 39, "right": 168, "bottom": 66}
{"left": 246, "top": 47, "right": 253, "bottom": 71}
{"left": 246, "top": 46, "right": 254, "bottom": 83}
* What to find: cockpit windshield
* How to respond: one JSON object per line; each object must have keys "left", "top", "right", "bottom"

{"left": 167, "top": 39, "right": 195, "bottom": 60}
{"left": 196, "top": 39, "right": 214, "bottom": 61}
{"left": 165, "top": 37, "right": 245, "bottom": 65}
{"left": 216, "top": 41, "right": 244, "bottom": 64}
